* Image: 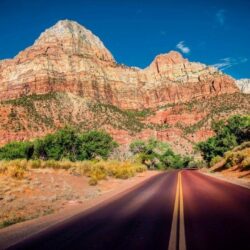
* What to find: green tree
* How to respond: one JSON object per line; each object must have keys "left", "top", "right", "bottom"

{"left": 33, "top": 127, "right": 80, "bottom": 160}
{"left": 130, "top": 139, "right": 190, "bottom": 169}
{"left": 78, "top": 130, "right": 118, "bottom": 160}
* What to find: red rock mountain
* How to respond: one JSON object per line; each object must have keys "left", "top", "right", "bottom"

{"left": 0, "top": 20, "right": 238, "bottom": 108}
{"left": 0, "top": 20, "right": 248, "bottom": 154}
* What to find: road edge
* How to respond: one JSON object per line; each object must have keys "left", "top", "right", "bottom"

{"left": 198, "top": 170, "right": 250, "bottom": 190}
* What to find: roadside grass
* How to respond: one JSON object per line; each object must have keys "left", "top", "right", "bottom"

{"left": 0, "top": 159, "right": 146, "bottom": 185}
{"left": 0, "top": 207, "right": 55, "bottom": 229}
{"left": 224, "top": 147, "right": 250, "bottom": 169}
{"left": 0, "top": 215, "right": 26, "bottom": 228}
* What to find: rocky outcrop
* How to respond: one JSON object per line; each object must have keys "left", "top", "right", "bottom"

{"left": 0, "top": 20, "right": 239, "bottom": 110}
{"left": 236, "top": 79, "right": 250, "bottom": 94}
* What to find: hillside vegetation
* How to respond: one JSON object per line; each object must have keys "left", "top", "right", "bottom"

{"left": 196, "top": 115, "right": 250, "bottom": 177}
{"left": 0, "top": 92, "right": 249, "bottom": 155}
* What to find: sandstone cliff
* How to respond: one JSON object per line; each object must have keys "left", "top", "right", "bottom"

{"left": 0, "top": 20, "right": 239, "bottom": 110}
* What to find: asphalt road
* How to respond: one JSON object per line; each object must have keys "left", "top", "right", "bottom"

{"left": 5, "top": 170, "right": 250, "bottom": 250}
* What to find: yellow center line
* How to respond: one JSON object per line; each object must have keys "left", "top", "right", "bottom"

{"left": 168, "top": 171, "right": 186, "bottom": 250}
{"left": 179, "top": 173, "right": 186, "bottom": 250}
{"left": 168, "top": 173, "right": 180, "bottom": 250}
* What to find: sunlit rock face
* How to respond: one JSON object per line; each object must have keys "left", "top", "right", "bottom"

{"left": 236, "top": 79, "right": 250, "bottom": 94}
{"left": 0, "top": 20, "right": 239, "bottom": 109}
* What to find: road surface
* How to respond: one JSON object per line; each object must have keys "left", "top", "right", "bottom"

{"left": 5, "top": 170, "right": 250, "bottom": 250}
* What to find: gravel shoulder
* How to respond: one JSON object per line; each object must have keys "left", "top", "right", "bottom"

{"left": 199, "top": 169, "right": 250, "bottom": 189}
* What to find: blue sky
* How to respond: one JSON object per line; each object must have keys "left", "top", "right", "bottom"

{"left": 0, "top": 0, "right": 249, "bottom": 79}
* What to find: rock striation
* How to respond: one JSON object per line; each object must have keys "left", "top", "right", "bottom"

{"left": 0, "top": 20, "right": 239, "bottom": 110}
{"left": 236, "top": 79, "right": 250, "bottom": 94}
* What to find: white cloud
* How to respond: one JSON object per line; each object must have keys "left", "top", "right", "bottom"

{"left": 176, "top": 41, "right": 190, "bottom": 54}
{"left": 216, "top": 9, "right": 226, "bottom": 26}
{"left": 212, "top": 57, "right": 248, "bottom": 70}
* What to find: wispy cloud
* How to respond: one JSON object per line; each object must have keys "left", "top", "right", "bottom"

{"left": 216, "top": 9, "right": 226, "bottom": 26}
{"left": 176, "top": 41, "right": 190, "bottom": 54}
{"left": 212, "top": 57, "right": 248, "bottom": 70}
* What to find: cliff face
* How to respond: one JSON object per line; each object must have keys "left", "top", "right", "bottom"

{"left": 236, "top": 79, "right": 250, "bottom": 94}
{"left": 0, "top": 20, "right": 245, "bottom": 154}
{"left": 0, "top": 20, "right": 238, "bottom": 110}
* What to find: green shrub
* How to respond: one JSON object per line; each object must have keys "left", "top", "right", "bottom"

{"left": 0, "top": 141, "right": 33, "bottom": 160}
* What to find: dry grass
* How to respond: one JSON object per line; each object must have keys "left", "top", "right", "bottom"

{"left": 69, "top": 160, "right": 146, "bottom": 185}
{"left": 0, "top": 159, "right": 146, "bottom": 184}
{"left": 225, "top": 148, "right": 250, "bottom": 169}
{"left": 0, "top": 159, "right": 148, "bottom": 229}
{"left": 0, "top": 160, "right": 28, "bottom": 179}
{"left": 210, "top": 142, "right": 250, "bottom": 172}
{"left": 0, "top": 207, "right": 54, "bottom": 229}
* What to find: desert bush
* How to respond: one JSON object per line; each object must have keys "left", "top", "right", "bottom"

{"left": 222, "top": 147, "right": 250, "bottom": 169}
{"left": 210, "top": 155, "right": 223, "bottom": 167}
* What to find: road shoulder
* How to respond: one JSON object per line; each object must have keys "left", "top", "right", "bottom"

{"left": 198, "top": 169, "right": 250, "bottom": 189}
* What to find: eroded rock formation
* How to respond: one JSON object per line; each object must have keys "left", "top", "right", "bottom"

{"left": 0, "top": 20, "right": 239, "bottom": 110}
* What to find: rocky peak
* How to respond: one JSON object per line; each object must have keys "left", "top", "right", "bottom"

{"left": 146, "top": 50, "right": 210, "bottom": 81}
{"left": 154, "top": 51, "right": 187, "bottom": 64}
{"left": 34, "top": 20, "right": 115, "bottom": 62}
